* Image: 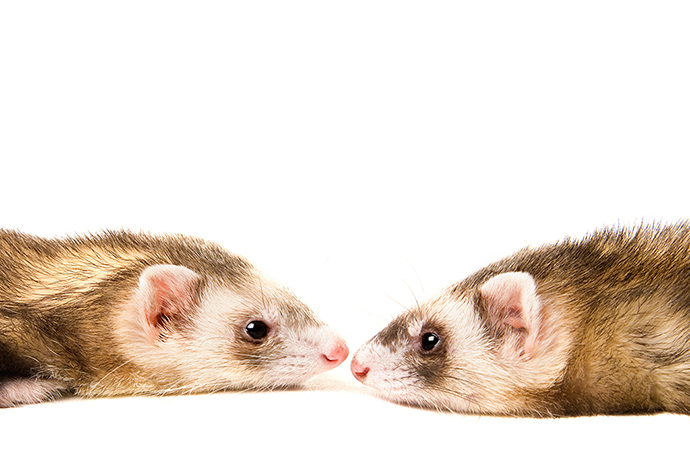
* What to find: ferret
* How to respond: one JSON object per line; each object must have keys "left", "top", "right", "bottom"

{"left": 351, "top": 223, "right": 690, "bottom": 417}
{"left": 0, "top": 230, "right": 348, "bottom": 407}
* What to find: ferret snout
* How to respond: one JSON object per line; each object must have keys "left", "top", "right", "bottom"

{"left": 350, "top": 357, "right": 370, "bottom": 382}
{"left": 322, "top": 339, "right": 349, "bottom": 368}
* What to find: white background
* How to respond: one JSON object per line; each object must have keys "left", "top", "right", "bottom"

{"left": 1, "top": 1, "right": 689, "bottom": 458}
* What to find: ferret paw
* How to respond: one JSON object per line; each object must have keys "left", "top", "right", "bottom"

{"left": 0, "top": 378, "right": 69, "bottom": 408}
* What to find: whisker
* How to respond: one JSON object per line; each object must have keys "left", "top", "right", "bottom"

{"left": 401, "top": 256, "right": 425, "bottom": 300}
{"left": 384, "top": 293, "right": 410, "bottom": 311}
{"left": 90, "top": 358, "right": 136, "bottom": 392}
{"left": 400, "top": 278, "right": 421, "bottom": 311}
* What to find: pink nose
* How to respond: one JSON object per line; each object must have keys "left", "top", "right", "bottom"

{"left": 322, "top": 340, "right": 349, "bottom": 368}
{"left": 350, "top": 358, "right": 370, "bottom": 382}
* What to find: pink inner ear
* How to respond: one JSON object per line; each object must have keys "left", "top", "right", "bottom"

{"left": 480, "top": 272, "right": 538, "bottom": 335}
{"left": 139, "top": 265, "right": 201, "bottom": 333}
{"left": 504, "top": 312, "right": 526, "bottom": 331}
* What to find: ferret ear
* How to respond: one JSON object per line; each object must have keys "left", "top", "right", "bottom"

{"left": 479, "top": 272, "right": 540, "bottom": 358}
{"left": 137, "top": 265, "right": 201, "bottom": 341}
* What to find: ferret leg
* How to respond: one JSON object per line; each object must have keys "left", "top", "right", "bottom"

{"left": 0, "top": 378, "right": 69, "bottom": 407}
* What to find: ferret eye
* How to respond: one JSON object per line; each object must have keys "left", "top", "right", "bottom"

{"left": 421, "top": 332, "right": 440, "bottom": 351}
{"left": 245, "top": 321, "right": 269, "bottom": 340}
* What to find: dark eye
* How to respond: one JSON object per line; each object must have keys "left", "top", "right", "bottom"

{"left": 421, "top": 332, "right": 440, "bottom": 351}
{"left": 245, "top": 321, "right": 269, "bottom": 340}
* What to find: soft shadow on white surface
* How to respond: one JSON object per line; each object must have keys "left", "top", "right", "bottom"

{"left": 3, "top": 376, "right": 689, "bottom": 459}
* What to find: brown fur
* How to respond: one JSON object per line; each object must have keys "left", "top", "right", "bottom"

{"left": 353, "top": 222, "right": 690, "bottom": 416}
{"left": 0, "top": 231, "right": 247, "bottom": 388}
{"left": 0, "top": 230, "right": 345, "bottom": 406}
{"left": 468, "top": 223, "right": 690, "bottom": 415}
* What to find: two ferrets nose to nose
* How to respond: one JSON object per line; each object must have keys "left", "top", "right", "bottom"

{"left": 4, "top": 224, "right": 690, "bottom": 417}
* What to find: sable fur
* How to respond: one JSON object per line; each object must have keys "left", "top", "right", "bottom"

{"left": 0, "top": 230, "right": 346, "bottom": 407}
{"left": 352, "top": 222, "right": 690, "bottom": 416}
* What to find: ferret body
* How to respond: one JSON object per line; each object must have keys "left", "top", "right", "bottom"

{"left": 352, "top": 223, "right": 690, "bottom": 416}
{"left": 0, "top": 230, "right": 348, "bottom": 407}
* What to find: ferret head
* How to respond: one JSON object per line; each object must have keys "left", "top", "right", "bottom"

{"left": 351, "top": 272, "right": 570, "bottom": 415}
{"left": 114, "top": 264, "right": 348, "bottom": 395}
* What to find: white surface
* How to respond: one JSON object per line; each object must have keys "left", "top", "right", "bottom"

{"left": 1, "top": 1, "right": 689, "bottom": 458}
